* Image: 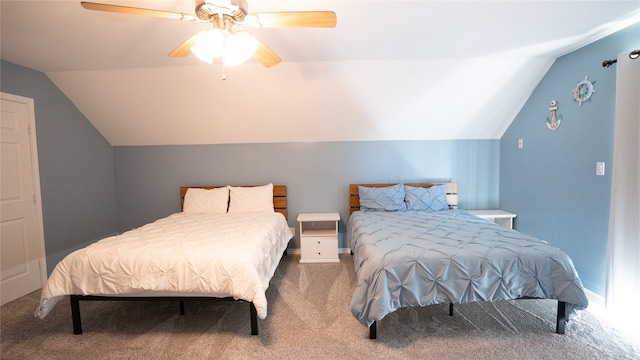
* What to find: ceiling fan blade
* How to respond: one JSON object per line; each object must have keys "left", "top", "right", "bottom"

{"left": 167, "top": 34, "right": 199, "bottom": 58}
{"left": 253, "top": 38, "right": 281, "bottom": 68}
{"left": 251, "top": 11, "right": 337, "bottom": 28}
{"left": 80, "top": 2, "right": 197, "bottom": 21}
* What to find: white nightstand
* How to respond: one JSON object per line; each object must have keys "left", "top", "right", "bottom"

{"left": 297, "top": 213, "right": 340, "bottom": 263}
{"left": 467, "top": 210, "right": 517, "bottom": 229}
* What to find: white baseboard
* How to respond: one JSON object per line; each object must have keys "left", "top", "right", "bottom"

{"left": 585, "top": 288, "right": 604, "bottom": 308}
{"left": 583, "top": 288, "right": 607, "bottom": 318}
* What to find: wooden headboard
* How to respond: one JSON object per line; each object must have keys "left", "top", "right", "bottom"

{"left": 180, "top": 185, "right": 288, "bottom": 219}
{"left": 349, "top": 182, "right": 458, "bottom": 214}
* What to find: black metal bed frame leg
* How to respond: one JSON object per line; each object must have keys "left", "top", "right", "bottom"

{"left": 179, "top": 301, "right": 185, "bottom": 315}
{"left": 449, "top": 303, "right": 454, "bottom": 316}
{"left": 556, "top": 301, "right": 566, "bottom": 334}
{"left": 250, "top": 302, "right": 258, "bottom": 335}
{"left": 70, "top": 295, "right": 83, "bottom": 335}
{"left": 369, "top": 321, "right": 377, "bottom": 339}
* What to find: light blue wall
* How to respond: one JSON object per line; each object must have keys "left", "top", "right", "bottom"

{"left": 499, "top": 23, "right": 640, "bottom": 296}
{"left": 0, "top": 59, "right": 499, "bottom": 268}
{"left": 1, "top": 60, "right": 119, "bottom": 273}
{"left": 114, "top": 140, "right": 500, "bottom": 249}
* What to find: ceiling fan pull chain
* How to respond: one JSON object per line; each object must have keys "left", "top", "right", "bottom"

{"left": 221, "top": 32, "right": 227, "bottom": 80}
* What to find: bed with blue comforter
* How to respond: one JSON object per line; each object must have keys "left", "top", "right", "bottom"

{"left": 348, "top": 183, "right": 589, "bottom": 338}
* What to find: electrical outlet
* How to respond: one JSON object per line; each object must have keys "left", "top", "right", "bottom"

{"left": 518, "top": 138, "right": 524, "bottom": 149}
{"left": 596, "top": 162, "right": 605, "bottom": 176}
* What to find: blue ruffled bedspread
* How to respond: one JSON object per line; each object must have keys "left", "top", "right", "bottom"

{"left": 349, "top": 210, "right": 589, "bottom": 327}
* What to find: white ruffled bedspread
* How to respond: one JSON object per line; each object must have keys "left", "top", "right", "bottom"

{"left": 35, "top": 212, "right": 292, "bottom": 320}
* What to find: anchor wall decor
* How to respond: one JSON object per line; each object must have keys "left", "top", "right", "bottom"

{"left": 546, "top": 100, "right": 562, "bottom": 131}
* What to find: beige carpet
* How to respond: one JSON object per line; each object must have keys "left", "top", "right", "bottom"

{"left": 2, "top": 255, "right": 639, "bottom": 360}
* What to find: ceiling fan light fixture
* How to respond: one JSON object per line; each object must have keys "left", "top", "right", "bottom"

{"left": 223, "top": 31, "right": 257, "bottom": 66}
{"left": 81, "top": 1, "right": 337, "bottom": 69}
{"left": 191, "top": 29, "right": 224, "bottom": 63}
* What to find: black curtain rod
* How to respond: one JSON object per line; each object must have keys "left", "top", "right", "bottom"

{"left": 603, "top": 49, "right": 640, "bottom": 68}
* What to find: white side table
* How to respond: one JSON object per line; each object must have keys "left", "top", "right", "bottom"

{"left": 467, "top": 210, "right": 517, "bottom": 229}
{"left": 297, "top": 213, "right": 340, "bottom": 263}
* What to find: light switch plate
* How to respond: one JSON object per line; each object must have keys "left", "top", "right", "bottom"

{"left": 596, "top": 162, "right": 605, "bottom": 176}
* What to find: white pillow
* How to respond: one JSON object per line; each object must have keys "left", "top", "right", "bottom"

{"left": 183, "top": 187, "right": 229, "bottom": 214}
{"left": 228, "top": 183, "right": 274, "bottom": 213}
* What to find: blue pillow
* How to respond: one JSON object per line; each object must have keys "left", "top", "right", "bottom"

{"left": 358, "top": 184, "right": 406, "bottom": 211}
{"left": 404, "top": 184, "right": 448, "bottom": 211}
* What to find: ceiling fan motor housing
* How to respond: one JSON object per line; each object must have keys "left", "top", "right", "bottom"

{"left": 195, "top": 0, "right": 248, "bottom": 21}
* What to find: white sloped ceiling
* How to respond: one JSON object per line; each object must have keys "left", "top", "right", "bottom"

{"left": 2, "top": 1, "right": 639, "bottom": 145}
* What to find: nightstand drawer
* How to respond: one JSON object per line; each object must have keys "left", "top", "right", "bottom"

{"left": 300, "top": 237, "right": 338, "bottom": 261}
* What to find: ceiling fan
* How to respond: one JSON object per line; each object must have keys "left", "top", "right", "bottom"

{"left": 80, "top": 1, "right": 337, "bottom": 68}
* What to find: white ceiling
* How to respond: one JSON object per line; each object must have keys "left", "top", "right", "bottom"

{"left": 2, "top": 1, "right": 640, "bottom": 146}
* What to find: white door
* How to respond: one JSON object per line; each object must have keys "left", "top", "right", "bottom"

{"left": 1, "top": 92, "right": 47, "bottom": 305}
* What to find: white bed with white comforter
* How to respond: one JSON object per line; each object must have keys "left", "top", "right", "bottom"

{"left": 35, "top": 184, "right": 292, "bottom": 334}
